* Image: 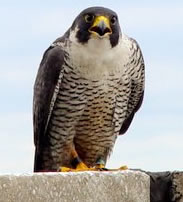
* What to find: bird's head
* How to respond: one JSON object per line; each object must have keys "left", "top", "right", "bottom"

{"left": 70, "top": 7, "right": 121, "bottom": 48}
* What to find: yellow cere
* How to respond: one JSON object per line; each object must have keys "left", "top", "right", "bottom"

{"left": 92, "top": 16, "right": 111, "bottom": 30}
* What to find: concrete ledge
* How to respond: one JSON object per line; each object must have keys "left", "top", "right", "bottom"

{"left": 0, "top": 171, "right": 149, "bottom": 202}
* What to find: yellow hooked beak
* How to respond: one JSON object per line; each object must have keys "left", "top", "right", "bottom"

{"left": 89, "top": 16, "right": 112, "bottom": 37}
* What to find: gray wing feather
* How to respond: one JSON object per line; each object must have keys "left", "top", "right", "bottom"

{"left": 33, "top": 39, "right": 65, "bottom": 151}
{"left": 120, "top": 38, "right": 145, "bottom": 135}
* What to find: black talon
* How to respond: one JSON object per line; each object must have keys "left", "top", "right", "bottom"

{"left": 99, "top": 168, "right": 108, "bottom": 171}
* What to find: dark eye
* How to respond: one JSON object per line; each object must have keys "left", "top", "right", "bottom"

{"left": 110, "top": 16, "right": 117, "bottom": 25}
{"left": 84, "top": 14, "right": 94, "bottom": 23}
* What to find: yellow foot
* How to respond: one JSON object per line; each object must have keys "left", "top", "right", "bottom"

{"left": 59, "top": 164, "right": 128, "bottom": 172}
{"left": 59, "top": 162, "right": 107, "bottom": 172}
{"left": 94, "top": 159, "right": 128, "bottom": 171}
{"left": 119, "top": 165, "right": 128, "bottom": 170}
{"left": 104, "top": 165, "right": 128, "bottom": 171}
{"left": 59, "top": 167, "right": 73, "bottom": 172}
{"left": 59, "top": 162, "right": 92, "bottom": 172}
{"left": 94, "top": 164, "right": 105, "bottom": 170}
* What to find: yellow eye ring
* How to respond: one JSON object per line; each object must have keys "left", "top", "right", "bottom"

{"left": 84, "top": 14, "right": 94, "bottom": 23}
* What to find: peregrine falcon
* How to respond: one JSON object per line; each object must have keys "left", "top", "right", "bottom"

{"left": 33, "top": 7, "right": 145, "bottom": 172}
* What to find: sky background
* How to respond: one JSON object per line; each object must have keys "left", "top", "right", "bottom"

{"left": 0, "top": 0, "right": 182, "bottom": 174}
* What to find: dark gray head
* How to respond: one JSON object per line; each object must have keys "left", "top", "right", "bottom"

{"left": 71, "top": 7, "right": 121, "bottom": 47}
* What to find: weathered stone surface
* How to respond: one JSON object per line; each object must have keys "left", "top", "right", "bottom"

{"left": 171, "top": 172, "right": 183, "bottom": 202}
{"left": 0, "top": 170, "right": 149, "bottom": 202}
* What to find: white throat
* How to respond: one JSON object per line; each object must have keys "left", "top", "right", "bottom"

{"left": 66, "top": 28, "right": 130, "bottom": 80}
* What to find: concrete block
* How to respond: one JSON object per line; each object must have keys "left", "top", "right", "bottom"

{"left": 0, "top": 170, "right": 149, "bottom": 202}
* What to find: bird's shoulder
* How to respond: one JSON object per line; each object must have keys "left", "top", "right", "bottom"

{"left": 121, "top": 34, "right": 143, "bottom": 56}
{"left": 121, "top": 34, "right": 145, "bottom": 77}
{"left": 34, "top": 34, "right": 68, "bottom": 87}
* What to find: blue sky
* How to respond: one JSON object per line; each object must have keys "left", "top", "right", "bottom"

{"left": 0, "top": 1, "right": 183, "bottom": 173}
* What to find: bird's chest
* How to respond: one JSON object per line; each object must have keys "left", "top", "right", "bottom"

{"left": 57, "top": 66, "right": 121, "bottom": 113}
{"left": 57, "top": 63, "right": 128, "bottom": 132}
